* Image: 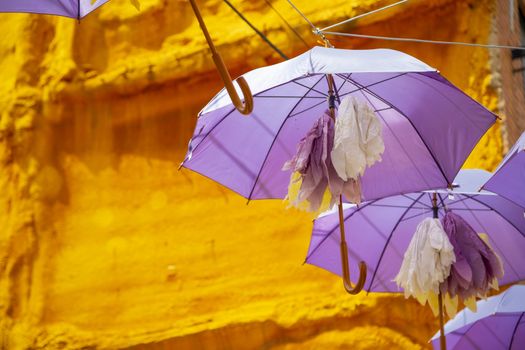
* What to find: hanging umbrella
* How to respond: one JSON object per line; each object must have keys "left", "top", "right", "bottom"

{"left": 307, "top": 169, "right": 525, "bottom": 349}
{"left": 430, "top": 285, "right": 525, "bottom": 350}
{"left": 482, "top": 131, "right": 525, "bottom": 208}
{"left": 0, "top": 0, "right": 252, "bottom": 115}
{"left": 0, "top": 0, "right": 111, "bottom": 19}
{"left": 307, "top": 169, "right": 525, "bottom": 290}
{"left": 182, "top": 47, "right": 496, "bottom": 203}
{"left": 182, "top": 46, "right": 497, "bottom": 294}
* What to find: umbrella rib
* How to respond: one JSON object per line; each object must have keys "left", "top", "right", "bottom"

{"left": 255, "top": 95, "right": 325, "bottom": 99}
{"left": 183, "top": 76, "right": 322, "bottom": 167}
{"left": 305, "top": 199, "right": 381, "bottom": 262}
{"left": 367, "top": 192, "right": 426, "bottom": 291}
{"left": 293, "top": 81, "right": 328, "bottom": 97}
{"left": 336, "top": 73, "right": 408, "bottom": 99}
{"left": 405, "top": 73, "right": 483, "bottom": 132}
{"left": 508, "top": 313, "right": 524, "bottom": 350}
{"left": 445, "top": 195, "right": 478, "bottom": 207}
{"left": 400, "top": 209, "right": 433, "bottom": 223}
{"left": 246, "top": 75, "right": 326, "bottom": 200}
{"left": 337, "top": 73, "right": 451, "bottom": 185}
{"left": 289, "top": 100, "right": 389, "bottom": 118}
{"left": 414, "top": 72, "right": 500, "bottom": 121}
{"left": 367, "top": 204, "right": 427, "bottom": 209}
{"left": 181, "top": 107, "right": 236, "bottom": 165}
{"left": 465, "top": 195, "right": 525, "bottom": 239}
{"left": 437, "top": 192, "right": 448, "bottom": 210}
{"left": 358, "top": 87, "right": 432, "bottom": 191}
{"left": 289, "top": 100, "right": 327, "bottom": 117}
{"left": 402, "top": 194, "right": 432, "bottom": 209}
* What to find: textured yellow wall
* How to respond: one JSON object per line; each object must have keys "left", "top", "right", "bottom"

{"left": 0, "top": 0, "right": 504, "bottom": 349}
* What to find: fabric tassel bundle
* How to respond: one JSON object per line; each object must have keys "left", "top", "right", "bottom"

{"left": 394, "top": 218, "right": 455, "bottom": 311}
{"left": 283, "top": 112, "right": 342, "bottom": 212}
{"left": 331, "top": 96, "right": 384, "bottom": 180}
{"left": 439, "top": 212, "right": 504, "bottom": 317}
{"left": 395, "top": 211, "right": 504, "bottom": 319}
{"left": 283, "top": 96, "right": 384, "bottom": 213}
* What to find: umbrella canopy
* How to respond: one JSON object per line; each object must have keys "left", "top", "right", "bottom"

{"left": 0, "top": 0, "right": 109, "bottom": 19}
{"left": 181, "top": 47, "right": 497, "bottom": 203}
{"left": 431, "top": 285, "right": 525, "bottom": 350}
{"left": 307, "top": 170, "right": 525, "bottom": 292}
{"left": 483, "top": 131, "right": 525, "bottom": 208}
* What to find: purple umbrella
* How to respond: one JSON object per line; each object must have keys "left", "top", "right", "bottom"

{"left": 483, "top": 131, "right": 525, "bottom": 209}
{"left": 431, "top": 285, "right": 525, "bottom": 350}
{"left": 182, "top": 47, "right": 496, "bottom": 203}
{"left": 307, "top": 170, "right": 525, "bottom": 292}
{"left": 182, "top": 46, "right": 497, "bottom": 294}
{"left": 308, "top": 169, "right": 525, "bottom": 349}
{"left": 0, "top": 0, "right": 110, "bottom": 19}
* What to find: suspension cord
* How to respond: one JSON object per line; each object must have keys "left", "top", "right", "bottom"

{"left": 263, "top": 0, "right": 310, "bottom": 49}
{"left": 223, "top": 0, "right": 289, "bottom": 60}
{"left": 322, "top": 31, "right": 525, "bottom": 51}
{"left": 320, "top": 0, "right": 408, "bottom": 32}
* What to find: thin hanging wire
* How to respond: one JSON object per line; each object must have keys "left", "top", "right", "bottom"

{"left": 223, "top": 0, "right": 289, "bottom": 60}
{"left": 284, "top": 0, "right": 318, "bottom": 32}
{"left": 263, "top": 0, "right": 310, "bottom": 49}
{"left": 285, "top": 0, "right": 525, "bottom": 51}
{"left": 320, "top": 0, "right": 408, "bottom": 32}
{"left": 322, "top": 31, "right": 525, "bottom": 51}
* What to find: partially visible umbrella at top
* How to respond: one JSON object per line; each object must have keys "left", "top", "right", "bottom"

{"left": 0, "top": 0, "right": 113, "bottom": 19}
{"left": 0, "top": 0, "right": 250, "bottom": 116}
{"left": 483, "top": 131, "right": 525, "bottom": 208}
{"left": 431, "top": 285, "right": 525, "bottom": 350}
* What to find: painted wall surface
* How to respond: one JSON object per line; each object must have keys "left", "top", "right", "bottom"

{"left": 0, "top": 0, "right": 508, "bottom": 349}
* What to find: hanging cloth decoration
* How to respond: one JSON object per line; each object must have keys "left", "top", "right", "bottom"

{"left": 283, "top": 97, "right": 384, "bottom": 213}
{"left": 394, "top": 218, "right": 456, "bottom": 312}
{"left": 439, "top": 212, "right": 504, "bottom": 318}
{"left": 331, "top": 96, "right": 384, "bottom": 181}
{"left": 283, "top": 112, "right": 343, "bottom": 212}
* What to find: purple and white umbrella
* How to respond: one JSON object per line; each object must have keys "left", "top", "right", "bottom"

{"left": 182, "top": 47, "right": 497, "bottom": 296}
{"left": 0, "top": 0, "right": 110, "bottom": 19}
{"left": 483, "top": 131, "right": 525, "bottom": 209}
{"left": 307, "top": 170, "right": 525, "bottom": 292}
{"left": 182, "top": 47, "right": 497, "bottom": 203}
{"left": 431, "top": 285, "right": 525, "bottom": 350}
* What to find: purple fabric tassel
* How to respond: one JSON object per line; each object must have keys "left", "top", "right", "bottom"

{"left": 283, "top": 112, "right": 361, "bottom": 212}
{"left": 440, "top": 212, "right": 504, "bottom": 300}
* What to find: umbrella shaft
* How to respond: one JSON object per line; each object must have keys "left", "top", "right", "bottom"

{"left": 438, "top": 292, "right": 447, "bottom": 350}
{"left": 187, "top": 0, "right": 218, "bottom": 56}
{"left": 432, "top": 192, "right": 439, "bottom": 218}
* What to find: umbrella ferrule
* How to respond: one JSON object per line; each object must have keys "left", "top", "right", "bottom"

{"left": 328, "top": 94, "right": 336, "bottom": 110}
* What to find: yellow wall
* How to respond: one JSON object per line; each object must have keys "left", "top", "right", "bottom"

{"left": 0, "top": 0, "right": 504, "bottom": 349}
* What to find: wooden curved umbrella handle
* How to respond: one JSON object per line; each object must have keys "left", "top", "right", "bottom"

{"left": 340, "top": 241, "right": 367, "bottom": 294}
{"left": 336, "top": 198, "right": 366, "bottom": 295}
{"left": 188, "top": 0, "right": 253, "bottom": 115}
{"left": 211, "top": 53, "right": 254, "bottom": 115}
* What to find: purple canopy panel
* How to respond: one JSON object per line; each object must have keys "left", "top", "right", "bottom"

{"left": 0, "top": 0, "right": 110, "bottom": 19}
{"left": 484, "top": 131, "right": 525, "bottom": 209}
{"left": 431, "top": 285, "right": 525, "bottom": 350}
{"left": 306, "top": 170, "right": 525, "bottom": 292}
{"left": 182, "top": 47, "right": 497, "bottom": 203}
